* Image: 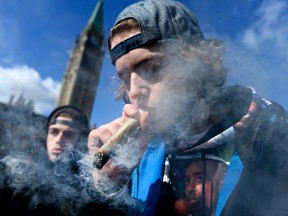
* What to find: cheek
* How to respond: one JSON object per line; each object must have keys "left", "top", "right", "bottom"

{"left": 185, "top": 185, "right": 190, "bottom": 195}
{"left": 46, "top": 138, "right": 53, "bottom": 151}
{"left": 146, "top": 73, "right": 192, "bottom": 131}
{"left": 157, "top": 86, "right": 188, "bottom": 119}
{"left": 164, "top": 74, "right": 190, "bottom": 101}
{"left": 71, "top": 137, "right": 79, "bottom": 145}
{"left": 46, "top": 135, "right": 53, "bottom": 144}
{"left": 194, "top": 185, "right": 202, "bottom": 196}
{"left": 154, "top": 77, "right": 187, "bottom": 105}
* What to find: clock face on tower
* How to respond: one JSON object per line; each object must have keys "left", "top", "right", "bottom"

{"left": 90, "top": 36, "right": 99, "bottom": 46}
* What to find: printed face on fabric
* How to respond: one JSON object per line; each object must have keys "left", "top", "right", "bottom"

{"left": 46, "top": 116, "right": 80, "bottom": 162}
{"left": 174, "top": 158, "right": 226, "bottom": 216}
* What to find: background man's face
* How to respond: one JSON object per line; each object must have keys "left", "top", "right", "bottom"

{"left": 46, "top": 116, "right": 80, "bottom": 162}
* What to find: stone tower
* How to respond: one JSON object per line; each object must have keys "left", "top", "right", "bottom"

{"left": 57, "top": 0, "right": 104, "bottom": 121}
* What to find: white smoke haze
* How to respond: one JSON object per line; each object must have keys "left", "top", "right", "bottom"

{"left": 0, "top": 102, "right": 135, "bottom": 212}
{"left": 0, "top": 66, "right": 61, "bottom": 115}
{"left": 91, "top": 128, "right": 145, "bottom": 206}
{"left": 0, "top": 153, "right": 111, "bottom": 213}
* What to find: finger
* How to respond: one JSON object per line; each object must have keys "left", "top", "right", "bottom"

{"left": 122, "top": 104, "right": 151, "bottom": 129}
{"left": 122, "top": 104, "right": 140, "bottom": 119}
{"left": 88, "top": 128, "right": 105, "bottom": 156}
{"left": 88, "top": 117, "right": 128, "bottom": 156}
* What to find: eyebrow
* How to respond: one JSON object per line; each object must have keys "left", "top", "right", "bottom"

{"left": 117, "top": 55, "right": 164, "bottom": 78}
{"left": 186, "top": 171, "right": 203, "bottom": 176}
{"left": 49, "top": 125, "right": 77, "bottom": 132}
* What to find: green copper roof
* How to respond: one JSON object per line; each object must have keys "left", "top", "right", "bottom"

{"left": 86, "top": 0, "right": 103, "bottom": 34}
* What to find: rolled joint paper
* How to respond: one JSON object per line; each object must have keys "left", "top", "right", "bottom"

{"left": 93, "top": 118, "right": 140, "bottom": 169}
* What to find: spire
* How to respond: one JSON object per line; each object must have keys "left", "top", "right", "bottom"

{"left": 85, "top": 0, "right": 104, "bottom": 35}
{"left": 56, "top": 0, "right": 105, "bottom": 121}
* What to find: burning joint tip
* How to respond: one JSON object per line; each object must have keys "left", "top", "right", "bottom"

{"left": 93, "top": 117, "right": 140, "bottom": 169}
{"left": 93, "top": 152, "right": 109, "bottom": 169}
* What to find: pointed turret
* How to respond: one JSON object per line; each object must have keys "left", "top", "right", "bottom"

{"left": 57, "top": 0, "right": 104, "bottom": 121}
{"left": 86, "top": 0, "right": 103, "bottom": 34}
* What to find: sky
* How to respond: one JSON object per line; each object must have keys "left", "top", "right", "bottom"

{"left": 0, "top": 0, "right": 287, "bottom": 127}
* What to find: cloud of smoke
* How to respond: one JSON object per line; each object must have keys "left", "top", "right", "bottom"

{"left": 0, "top": 109, "right": 128, "bottom": 214}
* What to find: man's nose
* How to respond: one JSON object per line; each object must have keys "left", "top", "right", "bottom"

{"left": 187, "top": 181, "right": 197, "bottom": 192}
{"left": 55, "top": 132, "right": 65, "bottom": 143}
{"left": 128, "top": 72, "right": 142, "bottom": 101}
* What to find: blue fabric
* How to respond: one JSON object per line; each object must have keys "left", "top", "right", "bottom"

{"left": 131, "top": 139, "right": 166, "bottom": 216}
{"left": 215, "top": 153, "right": 243, "bottom": 216}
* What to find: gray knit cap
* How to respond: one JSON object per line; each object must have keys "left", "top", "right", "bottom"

{"left": 109, "top": 0, "right": 205, "bottom": 65}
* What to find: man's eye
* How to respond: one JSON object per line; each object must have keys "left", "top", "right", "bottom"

{"left": 195, "top": 175, "right": 203, "bottom": 183}
{"left": 141, "top": 68, "right": 156, "bottom": 80}
{"left": 63, "top": 131, "right": 74, "bottom": 139}
{"left": 139, "top": 63, "right": 164, "bottom": 83}
{"left": 49, "top": 129, "right": 59, "bottom": 136}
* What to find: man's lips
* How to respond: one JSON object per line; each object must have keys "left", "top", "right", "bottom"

{"left": 52, "top": 148, "right": 62, "bottom": 154}
{"left": 189, "top": 198, "right": 201, "bottom": 205}
{"left": 187, "top": 194, "right": 201, "bottom": 205}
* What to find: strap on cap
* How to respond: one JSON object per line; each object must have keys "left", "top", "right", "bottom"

{"left": 110, "top": 34, "right": 145, "bottom": 65}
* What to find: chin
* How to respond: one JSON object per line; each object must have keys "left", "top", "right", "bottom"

{"left": 189, "top": 200, "right": 201, "bottom": 208}
{"left": 190, "top": 206, "right": 212, "bottom": 216}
